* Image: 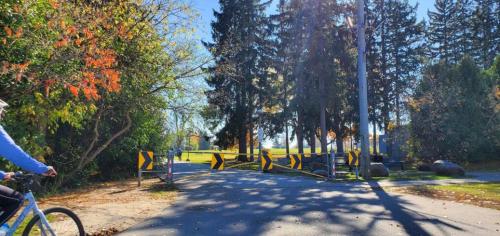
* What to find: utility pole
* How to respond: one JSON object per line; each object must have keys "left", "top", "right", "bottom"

{"left": 257, "top": 111, "right": 263, "bottom": 171}
{"left": 356, "top": 0, "right": 370, "bottom": 179}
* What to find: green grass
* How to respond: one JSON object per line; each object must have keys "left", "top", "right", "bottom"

{"left": 401, "top": 182, "right": 500, "bottom": 210}
{"left": 181, "top": 148, "right": 304, "bottom": 164}
{"left": 232, "top": 162, "right": 260, "bottom": 171}
{"left": 183, "top": 150, "right": 468, "bottom": 183}
{"left": 9, "top": 214, "right": 56, "bottom": 236}
{"left": 372, "top": 170, "right": 457, "bottom": 181}
{"left": 430, "top": 182, "right": 500, "bottom": 201}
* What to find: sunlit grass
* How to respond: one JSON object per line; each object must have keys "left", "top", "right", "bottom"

{"left": 430, "top": 182, "right": 500, "bottom": 201}
{"left": 181, "top": 148, "right": 302, "bottom": 164}
{"left": 399, "top": 182, "right": 500, "bottom": 210}
{"left": 10, "top": 214, "right": 56, "bottom": 236}
{"left": 372, "top": 170, "right": 455, "bottom": 181}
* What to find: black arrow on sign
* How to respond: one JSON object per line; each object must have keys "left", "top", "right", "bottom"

{"left": 292, "top": 154, "right": 300, "bottom": 169}
{"left": 141, "top": 151, "right": 153, "bottom": 170}
{"left": 349, "top": 151, "right": 358, "bottom": 166}
{"left": 213, "top": 153, "right": 223, "bottom": 170}
{"left": 263, "top": 152, "right": 272, "bottom": 171}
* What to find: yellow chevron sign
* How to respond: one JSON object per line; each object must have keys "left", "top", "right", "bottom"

{"left": 290, "top": 154, "right": 302, "bottom": 170}
{"left": 138, "top": 151, "right": 154, "bottom": 170}
{"left": 211, "top": 153, "right": 224, "bottom": 170}
{"left": 262, "top": 151, "right": 273, "bottom": 171}
{"left": 348, "top": 150, "right": 360, "bottom": 166}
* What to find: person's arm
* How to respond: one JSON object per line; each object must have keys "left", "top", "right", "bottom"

{"left": 0, "top": 170, "right": 5, "bottom": 180}
{"left": 0, "top": 125, "right": 49, "bottom": 174}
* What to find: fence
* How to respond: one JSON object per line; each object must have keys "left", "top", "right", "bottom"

{"left": 137, "top": 150, "right": 174, "bottom": 186}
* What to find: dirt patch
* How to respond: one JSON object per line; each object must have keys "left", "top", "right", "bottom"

{"left": 37, "top": 178, "right": 178, "bottom": 235}
{"left": 392, "top": 185, "right": 500, "bottom": 210}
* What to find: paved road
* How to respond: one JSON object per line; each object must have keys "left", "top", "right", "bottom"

{"left": 121, "top": 163, "right": 500, "bottom": 236}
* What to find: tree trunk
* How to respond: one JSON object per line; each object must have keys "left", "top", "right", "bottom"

{"left": 310, "top": 131, "right": 316, "bottom": 156}
{"left": 238, "top": 121, "right": 247, "bottom": 162}
{"left": 336, "top": 136, "right": 344, "bottom": 154}
{"left": 296, "top": 109, "right": 304, "bottom": 154}
{"left": 285, "top": 123, "right": 290, "bottom": 158}
{"left": 249, "top": 122, "right": 254, "bottom": 161}
{"left": 63, "top": 111, "right": 132, "bottom": 186}
{"left": 373, "top": 121, "right": 377, "bottom": 154}
{"left": 319, "top": 75, "right": 328, "bottom": 157}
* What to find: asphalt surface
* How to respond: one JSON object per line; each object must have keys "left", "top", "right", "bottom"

{"left": 121, "top": 163, "right": 500, "bottom": 236}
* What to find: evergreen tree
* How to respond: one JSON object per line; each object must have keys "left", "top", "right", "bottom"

{"left": 385, "top": 0, "right": 424, "bottom": 125}
{"left": 427, "top": 0, "right": 461, "bottom": 64}
{"left": 204, "top": 0, "right": 273, "bottom": 159}
{"left": 409, "top": 57, "right": 498, "bottom": 163}
{"left": 455, "top": 0, "right": 475, "bottom": 57}
{"left": 471, "top": 0, "right": 500, "bottom": 68}
{"left": 367, "top": 0, "right": 423, "bottom": 135}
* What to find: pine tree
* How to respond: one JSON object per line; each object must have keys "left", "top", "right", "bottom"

{"left": 386, "top": 0, "right": 424, "bottom": 125}
{"left": 471, "top": 0, "right": 500, "bottom": 68}
{"left": 455, "top": 0, "right": 475, "bottom": 57}
{"left": 204, "top": 0, "right": 273, "bottom": 159}
{"left": 367, "top": 0, "right": 423, "bottom": 134}
{"left": 427, "top": 0, "right": 461, "bottom": 64}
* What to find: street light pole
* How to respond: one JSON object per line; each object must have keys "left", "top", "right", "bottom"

{"left": 257, "top": 110, "right": 263, "bottom": 171}
{"left": 356, "top": 0, "right": 370, "bottom": 179}
{"left": 187, "top": 131, "right": 191, "bottom": 162}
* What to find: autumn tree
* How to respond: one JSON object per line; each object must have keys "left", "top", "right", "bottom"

{"left": 0, "top": 0, "right": 201, "bottom": 186}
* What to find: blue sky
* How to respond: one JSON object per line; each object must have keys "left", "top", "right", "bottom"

{"left": 192, "top": 0, "right": 435, "bottom": 42}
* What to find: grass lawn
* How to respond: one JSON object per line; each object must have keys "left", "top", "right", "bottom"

{"left": 181, "top": 148, "right": 314, "bottom": 164}
{"left": 374, "top": 170, "right": 457, "bottom": 181}
{"left": 182, "top": 150, "right": 467, "bottom": 183}
{"left": 431, "top": 183, "right": 500, "bottom": 201}
{"left": 397, "top": 182, "right": 500, "bottom": 210}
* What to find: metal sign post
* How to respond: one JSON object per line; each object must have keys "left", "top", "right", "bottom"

{"left": 137, "top": 150, "right": 175, "bottom": 186}
{"left": 258, "top": 127, "right": 263, "bottom": 171}
{"left": 166, "top": 150, "right": 175, "bottom": 183}
{"left": 330, "top": 150, "right": 336, "bottom": 179}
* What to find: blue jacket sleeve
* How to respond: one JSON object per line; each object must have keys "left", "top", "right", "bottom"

{"left": 0, "top": 171, "right": 5, "bottom": 180}
{"left": 0, "top": 125, "right": 49, "bottom": 175}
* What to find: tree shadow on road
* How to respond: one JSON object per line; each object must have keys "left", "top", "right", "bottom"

{"left": 367, "top": 181, "right": 464, "bottom": 236}
{"left": 122, "top": 170, "right": 476, "bottom": 236}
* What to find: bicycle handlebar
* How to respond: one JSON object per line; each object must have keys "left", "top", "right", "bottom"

{"left": 11, "top": 172, "right": 40, "bottom": 193}
{"left": 13, "top": 171, "right": 36, "bottom": 179}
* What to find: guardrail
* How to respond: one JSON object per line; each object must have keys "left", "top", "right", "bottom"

{"left": 137, "top": 150, "right": 174, "bottom": 186}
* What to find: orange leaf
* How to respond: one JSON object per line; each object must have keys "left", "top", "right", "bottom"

{"left": 13, "top": 4, "right": 20, "bottom": 13}
{"left": 90, "top": 89, "right": 100, "bottom": 100}
{"left": 15, "top": 27, "right": 23, "bottom": 37}
{"left": 44, "top": 85, "right": 50, "bottom": 97}
{"left": 75, "top": 38, "right": 82, "bottom": 46}
{"left": 17, "top": 61, "right": 30, "bottom": 72}
{"left": 68, "top": 85, "right": 79, "bottom": 97}
{"left": 48, "top": 0, "right": 59, "bottom": 9}
{"left": 82, "top": 87, "right": 91, "bottom": 100}
{"left": 66, "top": 26, "right": 77, "bottom": 35}
{"left": 15, "top": 72, "right": 22, "bottom": 81}
{"left": 54, "top": 37, "right": 69, "bottom": 48}
{"left": 1, "top": 61, "right": 9, "bottom": 74}
{"left": 83, "top": 28, "right": 93, "bottom": 39}
{"left": 4, "top": 27, "right": 12, "bottom": 37}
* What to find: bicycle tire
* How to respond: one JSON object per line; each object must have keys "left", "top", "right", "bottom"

{"left": 22, "top": 207, "right": 85, "bottom": 236}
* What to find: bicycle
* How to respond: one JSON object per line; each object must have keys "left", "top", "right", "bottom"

{"left": 4, "top": 172, "right": 85, "bottom": 236}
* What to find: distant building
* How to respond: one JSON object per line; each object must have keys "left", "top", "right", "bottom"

{"left": 379, "top": 126, "right": 409, "bottom": 161}
{"left": 198, "top": 136, "right": 211, "bottom": 150}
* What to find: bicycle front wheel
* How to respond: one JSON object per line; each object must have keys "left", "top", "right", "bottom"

{"left": 23, "top": 207, "right": 85, "bottom": 236}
